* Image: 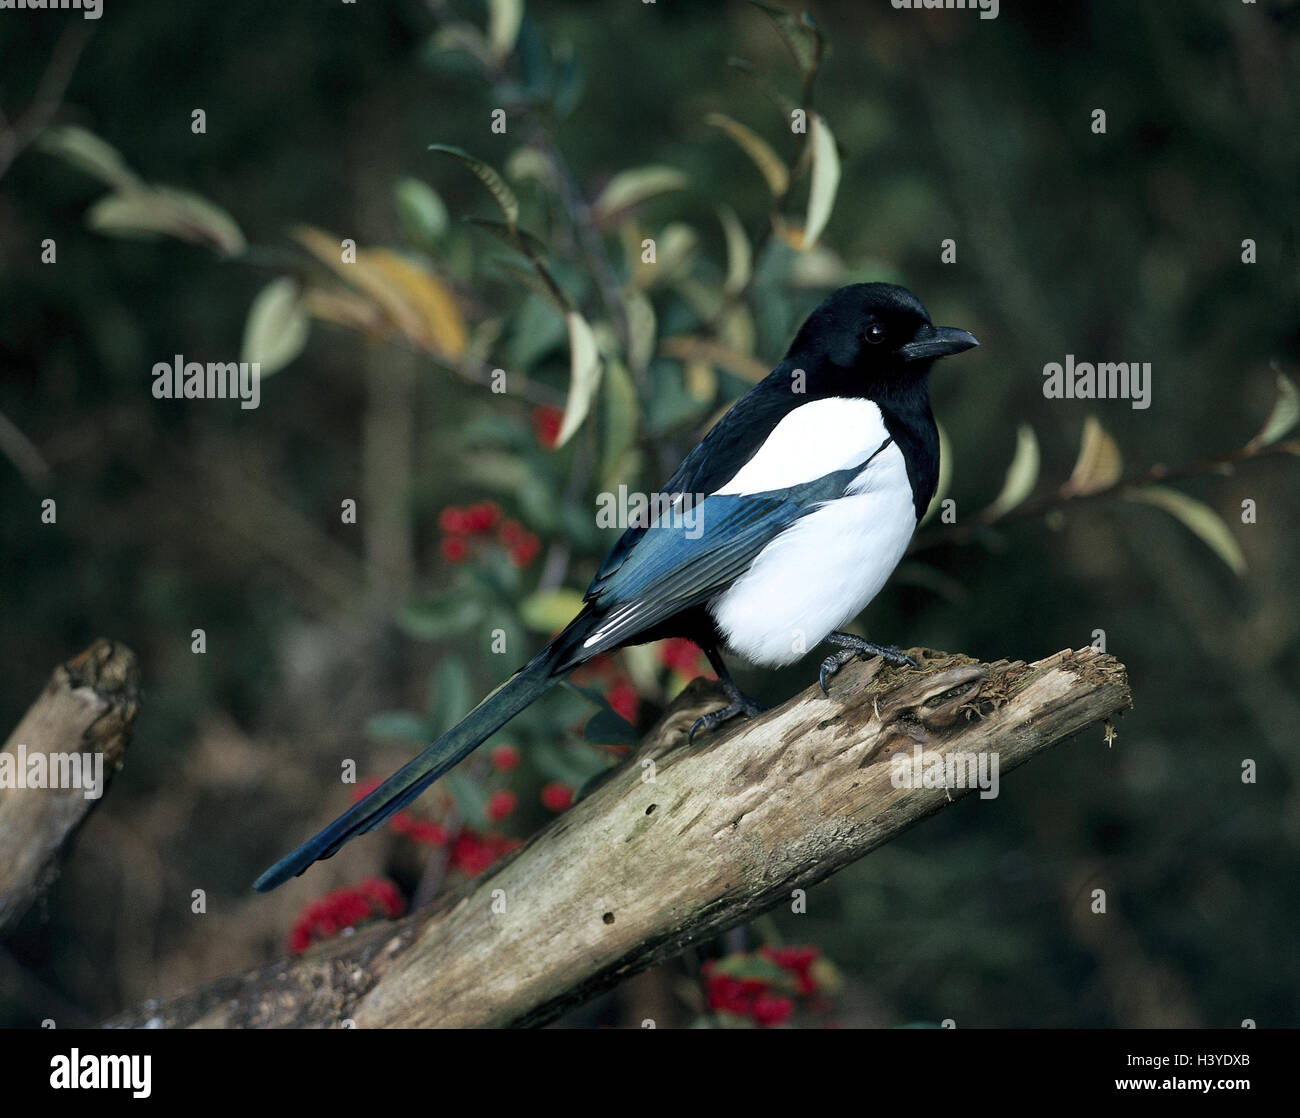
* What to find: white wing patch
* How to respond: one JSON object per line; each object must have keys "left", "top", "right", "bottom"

{"left": 713, "top": 397, "right": 891, "bottom": 496}
{"left": 708, "top": 441, "right": 917, "bottom": 667}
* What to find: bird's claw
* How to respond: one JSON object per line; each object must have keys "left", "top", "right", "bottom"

{"left": 819, "top": 639, "right": 919, "bottom": 696}
{"left": 819, "top": 649, "right": 857, "bottom": 695}
{"left": 688, "top": 697, "right": 764, "bottom": 745}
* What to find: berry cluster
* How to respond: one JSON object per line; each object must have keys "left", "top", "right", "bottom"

{"left": 288, "top": 877, "right": 405, "bottom": 954}
{"left": 437, "top": 500, "right": 541, "bottom": 568}
{"left": 702, "top": 945, "right": 828, "bottom": 1028}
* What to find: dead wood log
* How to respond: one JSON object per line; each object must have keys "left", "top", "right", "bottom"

{"left": 105, "top": 645, "right": 1129, "bottom": 1028}
{"left": 0, "top": 639, "right": 139, "bottom": 937}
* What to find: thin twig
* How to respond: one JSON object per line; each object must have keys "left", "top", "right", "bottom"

{"left": 0, "top": 25, "right": 92, "bottom": 181}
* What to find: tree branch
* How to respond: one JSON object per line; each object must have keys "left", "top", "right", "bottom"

{"left": 104, "top": 644, "right": 1129, "bottom": 1028}
{"left": 0, "top": 640, "right": 139, "bottom": 938}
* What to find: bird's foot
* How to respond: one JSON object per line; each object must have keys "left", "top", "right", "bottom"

{"left": 688, "top": 697, "right": 764, "bottom": 745}
{"left": 688, "top": 688, "right": 765, "bottom": 745}
{"left": 819, "top": 633, "right": 919, "bottom": 696}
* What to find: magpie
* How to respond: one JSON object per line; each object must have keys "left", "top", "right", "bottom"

{"left": 253, "top": 283, "right": 977, "bottom": 891}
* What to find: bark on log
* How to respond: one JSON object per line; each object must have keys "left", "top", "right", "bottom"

{"left": 0, "top": 639, "right": 139, "bottom": 937}
{"left": 105, "top": 645, "right": 1130, "bottom": 1028}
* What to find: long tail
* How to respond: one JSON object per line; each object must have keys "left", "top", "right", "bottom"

{"left": 253, "top": 650, "right": 563, "bottom": 892}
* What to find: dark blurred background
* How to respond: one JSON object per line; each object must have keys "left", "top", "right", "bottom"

{"left": 1, "top": 0, "right": 1297, "bottom": 1028}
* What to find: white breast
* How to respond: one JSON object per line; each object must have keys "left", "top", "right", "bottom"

{"left": 707, "top": 441, "right": 917, "bottom": 667}
{"left": 713, "top": 397, "right": 893, "bottom": 495}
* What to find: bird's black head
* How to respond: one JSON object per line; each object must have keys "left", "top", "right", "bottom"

{"left": 785, "top": 282, "right": 978, "bottom": 401}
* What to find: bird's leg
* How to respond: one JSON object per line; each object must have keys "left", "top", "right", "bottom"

{"left": 689, "top": 647, "right": 767, "bottom": 744}
{"left": 819, "top": 631, "right": 919, "bottom": 695}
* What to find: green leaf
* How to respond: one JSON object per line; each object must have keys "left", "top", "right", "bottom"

{"left": 1126, "top": 486, "right": 1246, "bottom": 575}
{"left": 519, "top": 587, "right": 585, "bottom": 633}
{"left": 748, "top": 0, "right": 822, "bottom": 76}
{"left": 394, "top": 177, "right": 449, "bottom": 247}
{"left": 444, "top": 771, "right": 489, "bottom": 828}
{"left": 429, "top": 23, "right": 493, "bottom": 67}
{"left": 486, "top": 0, "right": 525, "bottom": 60}
{"left": 88, "top": 187, "right": 247, "bottom": 256}
{"left": 507, "top": 295, "right": 569, "bottom": 369}
{"left": 241, "top": 277, "right": 310, "bottom": 377}
{"left": 430, "top": 657, "right": 474, "bottom": 734}
{"left": 428, "top": 144, "right": 520, "bottom": 229}
{"left": 717, "top": 205, "right": 753, "bottom": 295}
{"left": 36, "top": 125, "right": 144, "bottom": 192}
{"left": 397, "top": 596, "right": 484, "bottom": 640}
{"left": 624, "top": 288, "right": 657, "bottom": 372}
{"left": 1252, "top": 371, "right": 1300, "bottom": 448}
{"left": 705, "top": 113, "right": 789, "bottom": 197}
{"left": 583, "top": 707, "right": 640, "bottom": 746}
{"left": 983, "top": 424, "right": 1040, "bottom": 519}
{"left": 365, "top": 710, "right": 435, "bottom": 744}
{"left": 592, "top": 165, "right": 688, "bottom": 224}
{"left": 600, "top": 358, "right": 640, "bottom": 490}
{"left": 555, "top": 311, "right": 603, "bottom": 447}
{"left": 562, "top": 681, "right": 611, "bottom": 708}
{"left": 465, "top": 216, "right": 549, "bottom": 258}
{"left": 802, "top": 113, "right": 840, "bottom": 251}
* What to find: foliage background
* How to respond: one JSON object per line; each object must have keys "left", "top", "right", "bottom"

{"left": 0, "top": 0, "right": 1297, "bottom": 1027}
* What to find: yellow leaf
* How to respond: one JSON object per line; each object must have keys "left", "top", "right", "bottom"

{"left": 364, "top": 248, "right": 468, "bottom": 358}
{"left": 592, "top": 165, "right": 688, "bottom": 225}
{"left": 294, "top": 227, "right": 466, "bottom": 357}
{"left": 303, "top": 288, "right": 386, "bottom": 337}
{"left": 705, "top": 113, "right": 789, "bottom": 197}
{"left": 519, "top": 588, "right": 585, "bottom": 634}
{"left": 684, "top": 360, "right": 717, "bottom": 403}
{"left": 717, "top": 205, "right": 752, "bottom": 295}
{"left": 1064, "top": 416, "right": 1124, "bottom": 497}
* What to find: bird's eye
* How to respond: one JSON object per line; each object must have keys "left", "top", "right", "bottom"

{"left": 865, "top": 322, "right": 887, "bottom": 345}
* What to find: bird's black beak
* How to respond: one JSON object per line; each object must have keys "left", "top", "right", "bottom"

{"left": 899, "top": 324, "right": 980, "bottom": 362}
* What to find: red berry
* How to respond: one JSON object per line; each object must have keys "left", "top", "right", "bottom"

{"left": 607, "top": 679, "right": 639, "bottom": 724}
{"left": 441, "top": 535, "right": 469, "bottom": 563}
{"left": 437, "top": 506, "right": 467, "bottom": 534}
{"left": 508, "top": 529, "right": 541, "bottom": 568}
{"left": 541, "top": 782, "right": 573, "bottom": 812}
{"left": 658, "top": 638, "right": 706, "bottom": 676}
{"left": 407, "top": 819, "right": 449, "bottom": 846}
{"left": 487, "top": 788, "right": 517, "bottom": 822}
{"left": 532, "top": 405, "right": 564, "bottom": 448}
{"left": 469, "top": 501, "right": 501, "bottom": 534}
{"left": 490, "top": 744, "right": 521, "bottom": 772}
{"left": 751, "top": 994, "right": 795, "bottom": 1027}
